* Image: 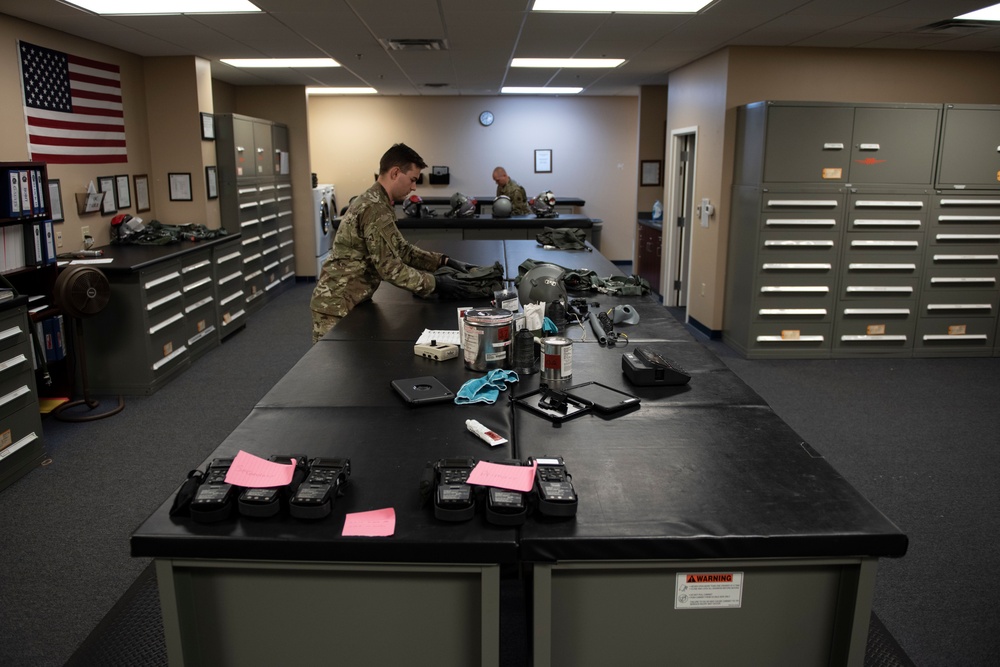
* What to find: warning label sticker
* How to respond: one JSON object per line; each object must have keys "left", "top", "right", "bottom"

{"left": 674, "top": 572, "right": 744, "bottom": 609}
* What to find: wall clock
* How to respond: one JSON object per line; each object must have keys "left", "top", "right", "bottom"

{"left": 479, "top": 110, "right": 494, "bottom": 126}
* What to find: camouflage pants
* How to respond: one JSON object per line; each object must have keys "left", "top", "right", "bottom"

{"left": 311, "top": 310, "right": 342, "bottom": 343}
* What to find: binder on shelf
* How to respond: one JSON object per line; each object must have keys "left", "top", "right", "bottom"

{"left": 19, "top": 171, "right": 31, "bottom": 216}
{"left": 3, "top": 170, "right": 21, "bottom": 218}
{"left": 41, "top": 220, "right": 56, "bottom": 265}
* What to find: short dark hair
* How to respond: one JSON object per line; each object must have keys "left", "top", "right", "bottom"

{"left": 379, "top": 143, "right": 427, "bottom": 174}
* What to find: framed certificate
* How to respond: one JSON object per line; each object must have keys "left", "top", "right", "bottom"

{"left": 48, "top": 179, "right": 65, "bottom": 222}
{"left": 169, "top": 172, "right": 193, "bottom": 201}
{"left": 98, "top": 175, "right": 117, "bottom": 214}
{"left": 115, "top": 174, "right": 131, "bottom": 208}
{"left": 200, "top": 112, "right": 215, "bottom": 140}
{"left": 205, "top": 166, "right": 219, "bottom": 200}
{"left": 134, "top": 174, "right": 151, "bottom": 212}
{"left": 534, "top": 149, "right": 552, "bottom": 173}
{"left": 641, "top": 160, "right": 662, "bottom": 187}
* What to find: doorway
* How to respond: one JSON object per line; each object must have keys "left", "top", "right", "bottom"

{"left": 664, "top": 128, "right": 696, "bottom": 310}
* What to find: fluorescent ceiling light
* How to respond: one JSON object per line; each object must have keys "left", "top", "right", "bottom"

{"left": 501, "top": 87, "right": 583, "bottom": 95}
{"left": 62, "top": 0, "right": 260, "bottom": 14}
{"left": 955, "top": 3, "right": 1000, "bottom": 21}
{"left": 222, "top": 58, "right": 341, "bottom": 68}
{"left": 532, "top": 0, "right": 713, "bottom": 13}
{"left": 306, "top": 87, "right": 378, "bottom": 95}
{"left": 512, "top": 58, "right": 625, "bottom": 68}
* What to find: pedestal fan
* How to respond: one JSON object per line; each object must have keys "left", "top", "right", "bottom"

{"left": 51, "top": 265, "right": 124, "bottom": 421}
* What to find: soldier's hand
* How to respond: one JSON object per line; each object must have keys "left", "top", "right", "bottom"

{"left": 445, "top": 257, "right": 473, "bottom": 273}
{"left": 432, "top": 273, "right": 465, "bottom": 300}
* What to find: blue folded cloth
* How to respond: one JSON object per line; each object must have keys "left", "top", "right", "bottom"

{"left": 455, "top": 369, "right": 519, "bottom": 404}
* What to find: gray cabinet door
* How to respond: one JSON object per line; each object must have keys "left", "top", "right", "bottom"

{"left": 762, "top": 105, "right": 854, "bottom": 184}
{"left": 936, "top": 105, "right": 1000, "bottom": 190}
{"left": 848, "top": 107, "right": 940, "bottom": 185}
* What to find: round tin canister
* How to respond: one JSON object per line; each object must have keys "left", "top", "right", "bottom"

{"left": 462, "top": 307, "right": 514, "bottom": 372}
{"left": 540, "top": 336, "right": 573, "bottom": 382}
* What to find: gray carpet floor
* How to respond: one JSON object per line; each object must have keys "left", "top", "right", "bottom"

{"left": 0, "top": 284, "right": 994, "bottom": 666}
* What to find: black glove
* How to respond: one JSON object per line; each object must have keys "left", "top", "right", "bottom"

{"left": 444, "top": 257, "right": 473, "bottom": 273}
{"left": 433, "top": 273, "right": 466, "bottom": 300}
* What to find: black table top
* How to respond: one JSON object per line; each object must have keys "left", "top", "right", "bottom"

{"left": 87, "top": 235, "right": 237, "bottom": 273}
{"left": 131, "top": 239, "right": 907, "bottom": 564}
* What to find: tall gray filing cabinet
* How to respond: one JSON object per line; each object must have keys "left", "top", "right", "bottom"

{"left": 923, "top": 104, "right": 1000, "bottom": 357}
{"left": 725, "top": 101, "right": 944, "bottom": 359}
{"left": 215, "top": 114, "right": 295, "bottom": 315}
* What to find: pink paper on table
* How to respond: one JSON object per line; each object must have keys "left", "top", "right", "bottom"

{"left": 223, "top": 450, "right": 295, "bottom": 487}
{"left": 343, "top": 508, "right": 396, "bottom": 537}
{"left": 467, "top": 460, "right": 537, "bottom": 493}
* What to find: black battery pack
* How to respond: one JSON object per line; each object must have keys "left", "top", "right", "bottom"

{"left": 622, "top": 347, "right": 691, "bottom": 386}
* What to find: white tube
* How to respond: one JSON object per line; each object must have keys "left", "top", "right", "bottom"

{"left": 466, "top": 420, "right": 508, "bottom": 447}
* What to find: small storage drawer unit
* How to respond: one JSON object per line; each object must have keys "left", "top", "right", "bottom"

{"left": 916, "top": 195, "right": 1000, "bottom": 356}
{"left": 181, "top": 249, "right": 219, "bottom": 360}
{"left": 724, "top": 186, "right": 845, "bottom": 358}
{"left": 214, "top": 238, "right": 247, "bottom": 340}
{"left": 0, "top": 304, "right": 44, "bottom": 490}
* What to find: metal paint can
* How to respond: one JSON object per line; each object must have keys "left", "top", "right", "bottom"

{"left": 462, "top": 307, "right": 514, "bottom": 372}
{"left": 540, "top": 336, "right": 573, "bottom": 382}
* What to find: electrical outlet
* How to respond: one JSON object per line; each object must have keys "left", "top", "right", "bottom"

{"left": 81, "top": 225, "right": 90, "bottom": 242}
{"left": 56, "top": 231, "right": 63, "bottom": 248}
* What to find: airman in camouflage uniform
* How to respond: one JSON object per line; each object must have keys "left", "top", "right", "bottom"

{"left": 492, "top": 167, "right": 530, "bottom": 215}
{"left": 310, "top": 144, "right": 446, "bottom": 342}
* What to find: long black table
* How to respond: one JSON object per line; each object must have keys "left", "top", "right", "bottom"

{"left": 131, "top": 240, "right": 906, "bottom": 667}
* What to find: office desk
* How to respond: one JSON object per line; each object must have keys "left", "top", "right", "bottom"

{"left": 132, "top": 240, "right": 906, "bottom": 667}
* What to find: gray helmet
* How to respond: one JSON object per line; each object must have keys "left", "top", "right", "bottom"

{"left": 492, "top": 195, "right": 512, "bottom": 218}
{"left": 529, "top": 190, "right": 557, "bottom": 217}
{"left": 448, "top": 192, "right": 477, "bottom": 217}
{"left": 517, "top": 263, "right": 567, "bottom": 306}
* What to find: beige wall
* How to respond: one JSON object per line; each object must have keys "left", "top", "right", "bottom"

{"left": 667, "top": 46, "right": 1000, "bottom": 332}
{"left": 307, "top": 95, "right": 640, "bottom": 262}
{"left": 637, "top": 85, "right": 667, "bottom": 215}
{"left": 0, "top": 14, "right": 151, "bottom": 250}
{"left": 665, "top": 49, "right": 729, "bottom": 326}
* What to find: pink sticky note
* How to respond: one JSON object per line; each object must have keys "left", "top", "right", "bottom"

{"left": 467, "top": 460, "right": 537, "bottom": 493}
{"left": 224, "top": 450, "right": 295, "bottom": 487}
{"left": 343, "top": 508, "right": 396, "bottom": 537}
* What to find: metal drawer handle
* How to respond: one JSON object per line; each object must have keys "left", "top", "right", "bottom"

{"left": 0, "top": 325, "right": 23, "bottom": 342}
{"left": 219, "top": 271, "right": 242, "bottom": 285}
{"left": 762, "top": 263, "right": 832, "bottom": 270}
{"left": 853, "top": 219, "right": 921, "bottom": 227}
{"left": 766, "top": 200, "right": 839, "bottom": 207}
{"left": 854, "top": 200, "right": 922, "bottom": 208}
{"left": 764, "top": 240, "right": 835, "bottom": 247}
{"left": 758, "top": 309, "right": 827, "bottom": 315}
{"left": 183, "top": 277, "right": 213, "bottom": 292}
{"left": 182, "top": 260, "right": 211, "bottom": 272}
{"left": 841, "top": 335, "right": 907, "bottom": 342}
{"left": 765, "top": 219, "right": 837, "bottom": 226}
{"left": 0, "top": 353, "right": 28, "bottom": 374}
{"left": 222, "top": 309, "right": 246, "bottom": 326}
{"left": 243, "top": 253, "right": 262, "bottom": 264}
{"left": 149, "top": 312, "right": 184, "bottom": 335}
{"left": 843, "top": 308, "right": 910, "bottom": 315}
{"left": 926, "top": 304, "right": 991, "bottom": 311}
{"left": 923, "top": 334, "right": 988, "bottom": 341}
{"left": 937, "top": 234, "right": 1000, "bottom": 241}
{"left": 846, "top": 286, "right": 913, "bottom": 293}
{"left": 930, "top": 277, "right": 995, "bottom": 285}
{"left": 144, "top": 271, "right": 181, "bottom": 290}
{"left": 848, "top": 263, "right": 916, "bottom": 270}
{"left": 756, "top": 335, "right": 824, "bottom": 342}
{"left": 939, "top": 199, "right": 1000, "bottom": 206}
{"left": 932, "top": 254, "right": 999, "bottom": 262}
{"left": 822, "top": 143, "right": 844, "bottom": 150}
{"left": 217, "top": 251, "right": 241, "bottom": 264}
{"left": 0, "top": 384, "right": 31, "bottom": 408}
{"left": 858, "top": 143, "right": 880, "bottom": 150}
{"left": 760, "top": 286, "right": 829, "bottom": 293}
{"left": 185, "top": 296, "right": 214, "bottom": 314}
{"left": 0, "top": 432, "right": 38, "bottom": 461}
{"left": 146, "top": 291, "right": 182, "bottom": 311}
{"left": 152, "top": 345, "right": 187, "bottom": 371}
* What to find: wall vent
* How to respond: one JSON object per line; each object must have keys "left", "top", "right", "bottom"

{"left": 917, "top": 19, "right": 998, "bottom": 34}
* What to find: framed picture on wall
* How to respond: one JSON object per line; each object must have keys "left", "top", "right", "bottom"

{"left": 98, "top": 175, "right": 117, "bottom": 214}
{"left": 201, "top": 112, "right": 215, "bottom": 140}
{"left": 534, "top": 149, "right": 552, "bottom": 173}
{"left": 48, "top": 179, "right": 65, "bottom": 222}
{"left": 205, "top": 166, "right": 218, "bottom": 199}
{"left": 641, "top": 160, "right": 662, "bottom": 187}
{"left": 134, "top": 174, "right": 151, "bottom": 212}
{"left": 115, "top": 174, "right": 131, "bottom": 209}
{"left": 169, "top": 172, "right": 193, "bottom": 201}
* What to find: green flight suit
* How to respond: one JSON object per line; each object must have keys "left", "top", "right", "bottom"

{"left": 310, "top": 181, "right": 443, "bottom": 341}
{"left": 496, "top": 178, "right": 530, "bottom": 215}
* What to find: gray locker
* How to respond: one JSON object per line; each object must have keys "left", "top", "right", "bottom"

{"left": 848, "top": 106, "right": 940, "bottom": 185}
{"left": 760, "top": 104, "right": 855, "bottom": 184}
{"left": 936, "top": 104, "right": 1000, "bottom": 190}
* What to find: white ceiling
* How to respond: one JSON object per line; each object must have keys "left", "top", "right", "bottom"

{"left": 4, "top": 0, "right": 1000, "bottom": 95}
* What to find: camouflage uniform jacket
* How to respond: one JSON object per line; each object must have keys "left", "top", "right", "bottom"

{"left": 496, "top": 178, "right": 530, "bottom": 215}
{"left": 310, "top": 181, "right": 442, "bottom": 318}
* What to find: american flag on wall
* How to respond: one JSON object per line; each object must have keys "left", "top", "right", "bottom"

{"left": 19, "top": 41, "right": 128, "bottom": 164}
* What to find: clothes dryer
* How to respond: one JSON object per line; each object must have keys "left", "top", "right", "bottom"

{"left": 313, "top": 184, "right": 335, "bottom": 276}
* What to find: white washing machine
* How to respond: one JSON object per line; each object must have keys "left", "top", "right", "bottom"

{"left": 313, "top": 184, "right": 335, "bottom": 277}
